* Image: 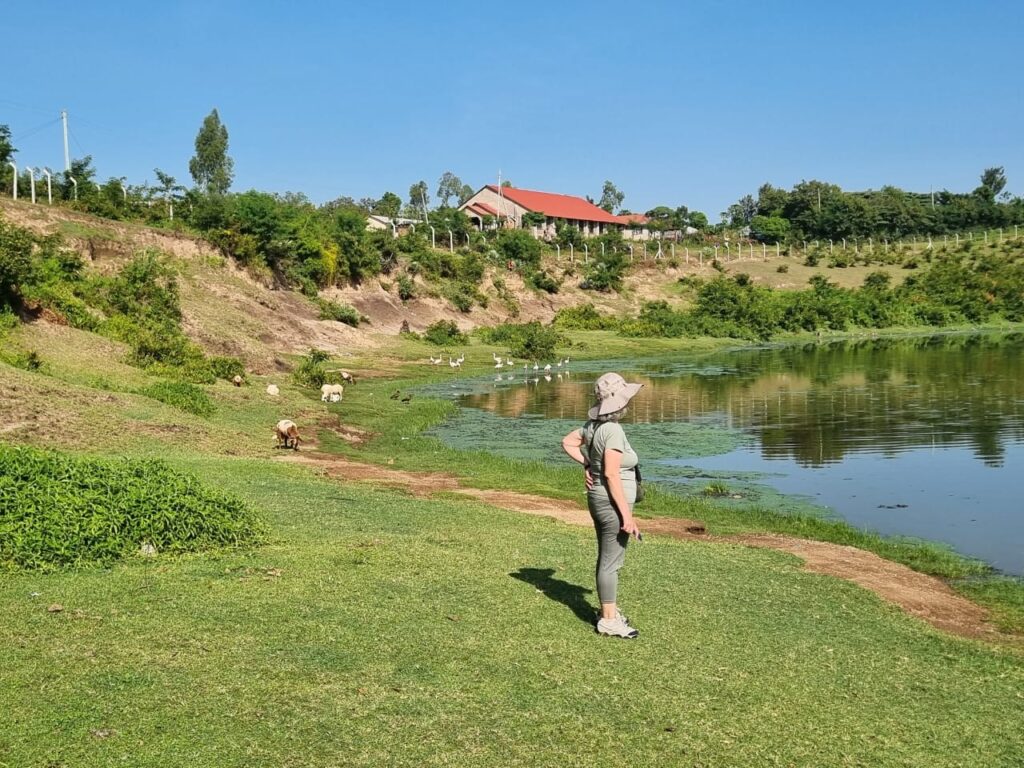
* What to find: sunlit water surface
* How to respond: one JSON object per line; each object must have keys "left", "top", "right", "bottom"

{"left": 423, "top": 333, "right": 1024, "bottom": 574}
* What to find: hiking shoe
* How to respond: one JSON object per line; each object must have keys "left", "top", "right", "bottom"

{"left": 595, "top": 608, "right": 629, "bottom": 625}
{"left": 596, "top": 616, "right": 639, "bottom": 639}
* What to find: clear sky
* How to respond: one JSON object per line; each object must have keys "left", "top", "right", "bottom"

{"left": 3, "top": 1, "right": 1022, "bottom": 219}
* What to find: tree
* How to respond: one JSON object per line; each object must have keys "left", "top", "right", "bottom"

{"left": 436, "top": 171, "right": 464, "bottom": 208}
{"left": 458, "top": 183, "right": 475, "bottom": 205}
{"left": 154, "top": 168, "right": 185, "bottom": 200}
{"left": 0, "top": 125, "right": 14, "bottom": 193}
{"left": 408, "top": 180, "right": 429, "bottom": 219}
{"left": 372, "top": 191, "right": 402, "bottom": 218}
{"left": 0, "top": 124, "right": 15, "bottom": 165}
{"left": 189, "top": 109, "right": 234, "bottom": 194}
{"left": 749, "top": 214, "right": 790, "bottom": 243}
{"left": 726, "top": 194, "right": 757, "bottom": 226}
{"left": 977, "top": 167, "right": 1007, "bottom": 201}
{"left": 500, "top": 179, "right": 512, "bottom": 188}
{"left": 688, "top": 211, "right": 709, "bottom": 230}
{"left": 598, "top": 180, "right": 625, "bottom": 213}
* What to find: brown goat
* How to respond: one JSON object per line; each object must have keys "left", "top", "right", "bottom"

{"left": 274, "top": 419, "right": 302, "bottom": 450}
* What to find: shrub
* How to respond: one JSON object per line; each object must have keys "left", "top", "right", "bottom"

{"left": 139, "top": 380, "right": 215, "bottom": 417}
{"left": 397, "top": 274, "right": 416, "bottom": 302}
{"left": 777, "top": 264, "right": 790, "bottom": 273}
{"left": 553, "top": 303, "right": 618, "bottom": 331}
{"left": 495, "top": 229, "right": 542, "bottom": 270}
{"left": 315, "top": 297, "right": 363, "bottom": 326}
{"left": 423, "top": 320, "right": 468, "bottom": 346}
{"left": 580, "top": 251, "right": 627, "bottom": 292}
{"left": 0, "top": 444, "right": 266, "bottom": 570}
{"left": 209, "top": 356, "right": 246, "bottom": 382}
{"left": 476, "top": 321, "right": 564, "bottom": 359}
{"left": 292, "top": 348, "right": 331, "bottom": 388}
{"left": 527, "top": 269, "right": 560, "bottom": 294}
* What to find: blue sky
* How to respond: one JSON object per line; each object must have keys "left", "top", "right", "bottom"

{"left": 4, "top": 1, "right": 1022, "bottom": 219}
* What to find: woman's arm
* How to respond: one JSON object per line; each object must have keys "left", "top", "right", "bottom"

{"left": 562, "top": 429, "right": 596, "bottom": 490}
{"left": 603, "top": 448, "right": 640, "bottom": 537}
{"left": 561, "top": 429, "right": 586, "bottom": 465}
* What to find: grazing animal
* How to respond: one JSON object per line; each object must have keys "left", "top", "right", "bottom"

{"left": 339, "top": 371, "right": 356, "bottom": 385}
{"left": 320, "top": 383, "right": 344, "bottom": 403}
{"left": 266, "top": 384, "right": 280, "bottom": 396}
{"left": 389, "top": 389, "right": 401, "bottom": 399}
{"left": 400, "top": 393, "right": 413, "bottom": 403}
{"left": 232, "top": 375, "right": 244, "bottom": 387}
{"left": 274, "top": 419, "right": 302, "bottom": 450}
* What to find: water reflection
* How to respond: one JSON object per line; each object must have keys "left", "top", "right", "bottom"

{"left": 459, "top": 334, "right": 1024, "bottom": 468}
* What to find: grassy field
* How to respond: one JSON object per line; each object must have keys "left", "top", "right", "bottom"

{"left": 3, "top": 319, "right": 1024, "bottom": 766}
{"left": 2, "top": 457, "right": 1023, "bottom": 767}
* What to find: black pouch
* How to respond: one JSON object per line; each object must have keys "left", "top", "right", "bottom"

{"left": 634, "top": 464, "right": 645, "bottom": 504}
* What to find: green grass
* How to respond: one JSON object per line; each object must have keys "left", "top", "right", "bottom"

{"left": 0, "top": 444, "right": 266, "bottom": 570}
{"left": 1, "top": 457, "right": 1021, "bottom": 767}
{"left": 137, "top": 380, "right": 216, "bottom": 417}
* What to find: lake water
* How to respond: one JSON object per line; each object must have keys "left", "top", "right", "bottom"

{"left": 425, "top": 333, "right": 1024, "bottom": 575}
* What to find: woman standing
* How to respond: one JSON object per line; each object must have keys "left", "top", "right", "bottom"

{"left": 561, "top": 372, "right": 643, "bottom": 639}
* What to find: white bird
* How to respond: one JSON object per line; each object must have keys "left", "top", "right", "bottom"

{"left": 494, "top": 361, "right": 504, "bottom": 369}
{"left": 506, "top": 357, "right": 514, "bottom": 366}
{"left": 544, "top": 374, "right": 552, "bottom": 382}
{"left": 556, "top": 360, "right": 562, "bottom": 367}
{"left": 532, "top": 362, "right": 539, "bottom": 371}
{"left": 456, "top": 353, "right": 465, "bottom": 363}
{"left": 492, "top": 352, "right": 501, "bottom": 362}
{"left": 544, "top": 364, "right": 552, "bottom": 372}
{"left": 429, "top": 355, "right": 441, "bottom": 365}
{"left": 449, "top": 357, "right": 461, "bottom": 368}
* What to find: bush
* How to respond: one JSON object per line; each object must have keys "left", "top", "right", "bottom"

{"left": 209, "top": 356, "right": 246, "bottom": 382}
{"left": 495, "top": 230, "right": 542, "bottom": 270}
{"left": 475, "top": 321, "right": 564, "bottom": 360}
{"left": 423, "top": 320, "right": 468, "bottom": 346}
{"left": 315, "top": 297, "right": 363, "bottom": 326}
{"left": 397, "top": 274, "right": 416, "bottom": 302}
{"left": 442, "top": 282, "right": 486, "bottom": 313}
{"left": 580, "top": 251, "right": 627, "bottom": 292}
{"left": 553, "top": 303, "right": 618, "bottom": 331}
{"left": 138, "top": 380, "right": 216, "bottom": 417}
{"left": 527, "top": 269, "right": 560, "bottom": 294}
{"left": 0, "top": 444, "right": 266, "bottom": 570}
{"left": 292, "top": 348, "right": 331, "bottom": 388}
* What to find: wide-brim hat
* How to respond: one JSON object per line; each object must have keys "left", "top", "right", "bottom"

{"left": 588, "top": 372, "right": 643, "bottom": 420}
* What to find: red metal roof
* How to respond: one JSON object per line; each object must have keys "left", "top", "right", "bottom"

{"left": 615, "top": 213, "right": 649, "bottom": 225}
{"left": 467, "top": 201, "right": 497, "bottom": 216}
{"left": 485, "top": 185, "right": 623, "bottom": 224}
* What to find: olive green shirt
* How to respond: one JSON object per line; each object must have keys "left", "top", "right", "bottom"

{"left": 579, "top": 420, "right": 639, "bottom": 482}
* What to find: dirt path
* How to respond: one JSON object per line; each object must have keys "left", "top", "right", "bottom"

{"left": 281, "top": 451, "right": 1015, "bottom": 643}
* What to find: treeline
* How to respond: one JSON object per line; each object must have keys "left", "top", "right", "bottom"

{"left": 555, "top": 239, "right": 1024, "bottom": 341}
{"left": 725, "top": 168, "right": 1024, "bottom": 243}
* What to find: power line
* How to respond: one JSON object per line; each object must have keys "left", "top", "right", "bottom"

{"left": 12, "top": 117, "right": 60, "bottom": 143}
{"left": 0, "top": 98, "right": 54, "bottom": 116}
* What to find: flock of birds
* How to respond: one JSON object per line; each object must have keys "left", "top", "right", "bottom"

{"left": 425, "top": 352, "right": 574, "bottom": 384}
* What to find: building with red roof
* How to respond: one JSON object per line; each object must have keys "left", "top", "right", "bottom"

{"left": 459, "top": 184, "right": 647, "bottom": 239}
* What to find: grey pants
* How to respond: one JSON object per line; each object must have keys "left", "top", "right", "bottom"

{"left": 587, "top": 479, "right": 635, "bottom": 605}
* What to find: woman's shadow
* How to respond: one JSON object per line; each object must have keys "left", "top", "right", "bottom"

{"left": 510, "top": 567, "right": 594, "bottom": 625}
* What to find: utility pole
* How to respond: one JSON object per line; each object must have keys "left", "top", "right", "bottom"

{"left": 61, "top": 110, "right": 70, "bottom": 172}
